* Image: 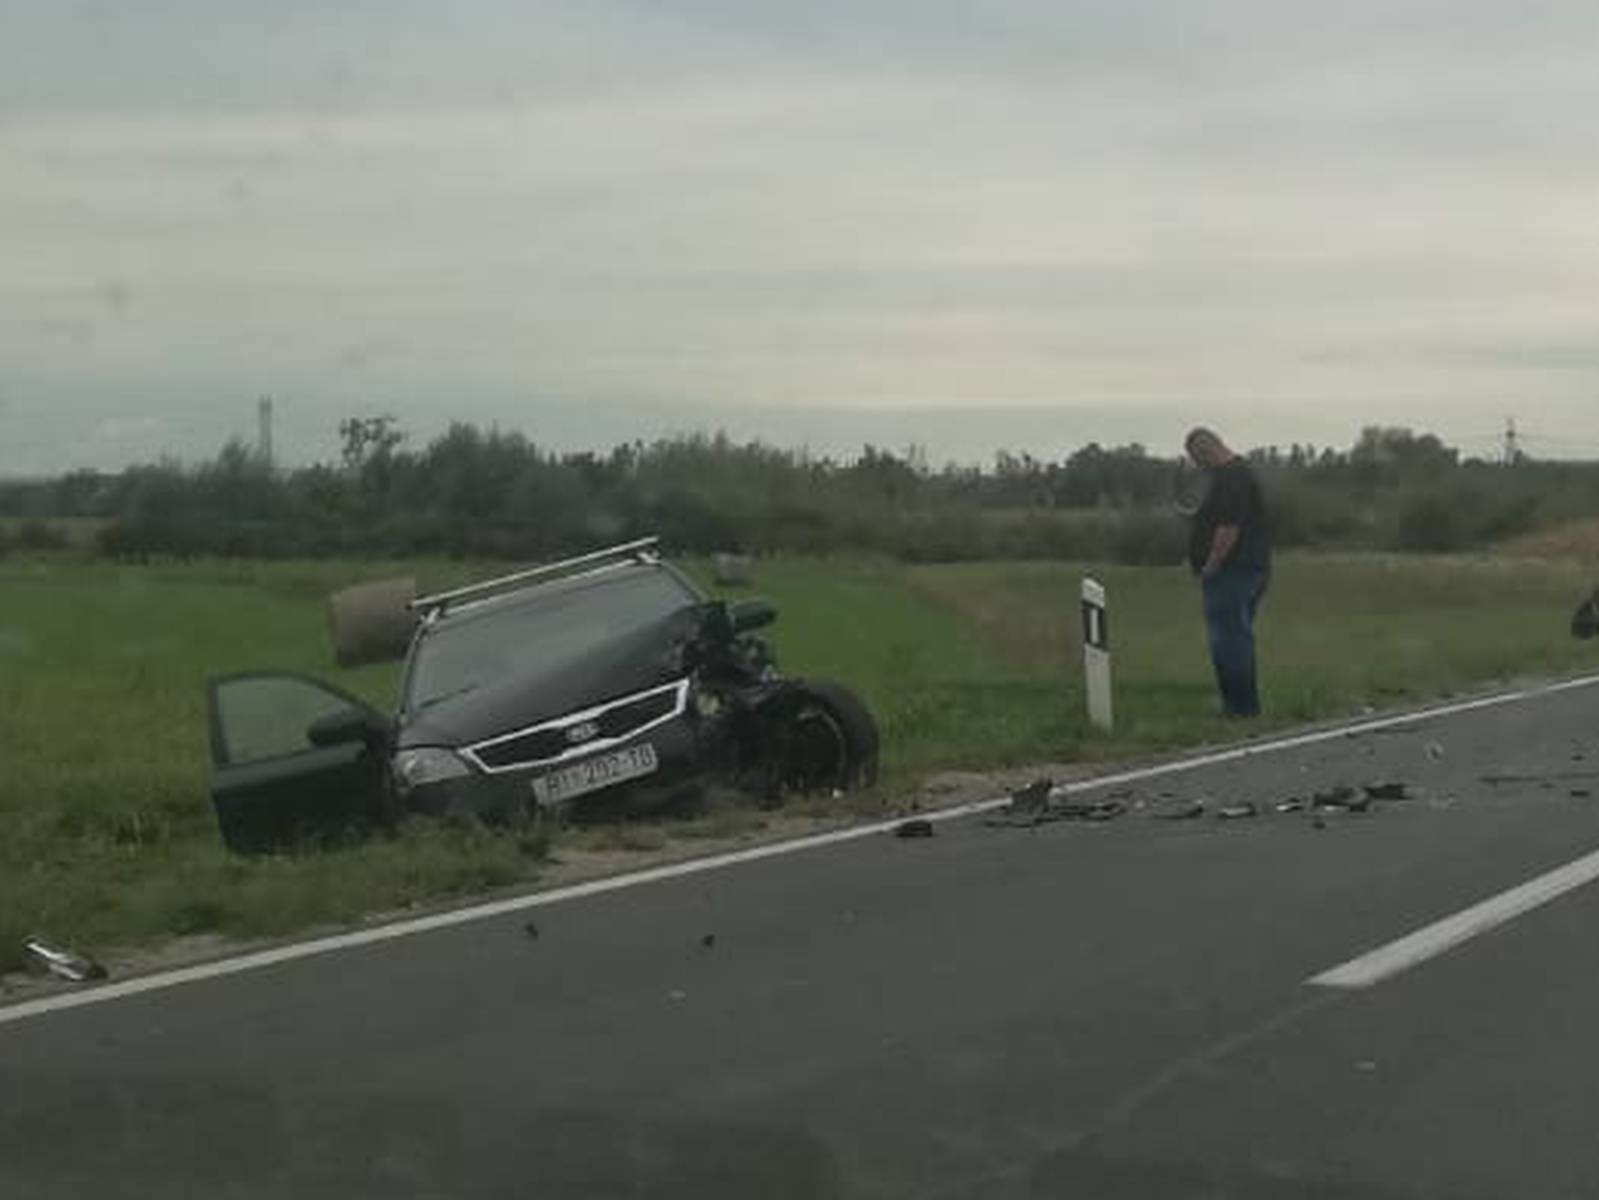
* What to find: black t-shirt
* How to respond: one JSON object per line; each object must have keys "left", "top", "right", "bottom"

{"left": 1188, "top": 459, "right": 1270, "bottom": 573}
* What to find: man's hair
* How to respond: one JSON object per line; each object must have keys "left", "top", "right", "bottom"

{"left": 1185, "top": 426, "right": 1224, "bottom": 454}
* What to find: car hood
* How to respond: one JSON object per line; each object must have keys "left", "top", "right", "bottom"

{"left": 396, "top": 606, "right": 703, "bottom": 748}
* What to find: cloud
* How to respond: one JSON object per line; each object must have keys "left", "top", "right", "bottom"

{"left": 3, "top": 1, "right": 1599, "bottom": 472}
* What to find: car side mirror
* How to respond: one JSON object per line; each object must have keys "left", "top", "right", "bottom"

{"left": 308, "top": 707, "right": 388, "bottom": 749}
{"left": 730, "top": 600, "right": 777, "bottom": 634}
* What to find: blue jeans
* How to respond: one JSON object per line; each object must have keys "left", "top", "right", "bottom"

{"left": 1202, "top": 566, "right": 1269, "bottom": 717}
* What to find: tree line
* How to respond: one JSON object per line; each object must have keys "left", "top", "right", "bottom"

{"left": 2, "top": 421, "right": 1595, "bottom": 563}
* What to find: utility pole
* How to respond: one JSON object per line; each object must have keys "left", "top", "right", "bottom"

{"left": 257, "top": 396, "right": 274, "bottom": 468}
{"left": 1502, "top": 416, "right": 1519, "bottom": 466}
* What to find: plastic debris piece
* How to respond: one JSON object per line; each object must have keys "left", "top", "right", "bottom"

{"left": 1314, "top": 785, "right": 1370, "bottom": 813}
{"left": 1364, "top": 782, "right": 1409, "bottom": 802}
{"left": 1216, "top": 802, "right": 1258, "bottom": 820}
{"left": 22, "top": 936, "right": 106, "bottom": 984}
{"left": 1426, "top": 742, "right": 1446, "bottom": 761}
{"left": 894, "top": 818, "right": 936, "bottom": 839}
{"left": 1008, "top": 779, "right": 1053, "bottom": 815}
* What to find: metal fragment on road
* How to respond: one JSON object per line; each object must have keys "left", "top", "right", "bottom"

{"left": 894, "top": 818, "right": 935, "bottom": 839}
{"left": 22, "top": 937, "right": 107, "bottom": 984}
{"left": 1314, "top": 785, "right": 1371, "bottom": 813}
{"left": 1216, "top": 801, "right": 1258, "bottom": 820}
{"left": 1008, "top": 779, "right": 1053, "bottom": 815}
{"left": 1363, "top": 782, "right": 1409, "bottom": 802}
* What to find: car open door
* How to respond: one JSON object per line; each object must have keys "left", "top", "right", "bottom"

{"left": 206, "top": 672, "right": 392, "bottom": 854}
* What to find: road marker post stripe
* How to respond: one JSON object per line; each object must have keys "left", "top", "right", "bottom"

{"left": 1082, "top": 577, "right": 1114, "bottom": 731}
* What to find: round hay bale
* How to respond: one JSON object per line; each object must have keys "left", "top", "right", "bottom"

{"left": 328, "top": 577, "right": 418, "bottom": 667}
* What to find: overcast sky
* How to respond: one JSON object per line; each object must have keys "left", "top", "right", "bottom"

{"left": 5, "top": 0, "right": 1599, "bottom": 472}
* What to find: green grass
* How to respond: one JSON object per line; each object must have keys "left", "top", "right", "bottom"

{"left": 3, "top": 551, "right": 1597, "bottom": 976}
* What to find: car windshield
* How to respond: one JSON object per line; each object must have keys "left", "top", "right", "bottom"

{"left": 406, "top": 567, "right": 697, "bottom": 710}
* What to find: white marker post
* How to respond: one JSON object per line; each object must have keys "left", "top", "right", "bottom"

{"left": 1081, "top": 577, "right": 1114, "bottom": 730}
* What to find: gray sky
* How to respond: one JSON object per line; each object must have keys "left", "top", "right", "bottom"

{"left": 5, "top": 0, "right": 1599, "bottom": 472}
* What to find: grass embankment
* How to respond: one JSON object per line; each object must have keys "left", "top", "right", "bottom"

{"left": 2, "top": 553, "right": 1597, "bottom": 974}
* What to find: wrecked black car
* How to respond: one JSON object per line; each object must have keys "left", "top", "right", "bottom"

{"left": 206, "top": 539, "right": 879, "bottom": 854}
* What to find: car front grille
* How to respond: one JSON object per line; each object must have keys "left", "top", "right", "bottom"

{"left": 467, "top": 680, "right": 688, "bottom": 772}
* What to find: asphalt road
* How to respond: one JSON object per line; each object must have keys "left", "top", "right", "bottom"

{"left": 5, "top": 681, "right": 1599, "bottom": 1199}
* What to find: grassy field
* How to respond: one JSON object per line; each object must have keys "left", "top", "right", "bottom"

{"left": 3, "top": 551, "right": 1598, "bottom": 975}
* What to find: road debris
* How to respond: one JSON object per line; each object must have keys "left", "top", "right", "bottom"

{"left": 1363, "top": 782, "right": 1409, "bottom": 802}
{"left": 1573, "top": 789, "right": 1593, "bottom": 799}
{"left": 984, "top": 782, "right": 1127, "bottom": 828}
{"left": 1572, "top": 590, "right": 1598, "bottom": 639}
{"left": 523, "top": 920, "right": 540, "bottom": 941}
{"left": 1274, "top": 798, "right": 1308, "bottom": 814}
{"left": 894, "top": 818, "right": 936, "bottom": 839}
{"left": 1151, "top": 798, "right": 1206, "bottom": 821}
{"left": 1009, "top": 778, "right": 1053, "bottom": 815}
{"left": 1216, "top": 802, "right": 1258, "bottom": 820}
{"left": 1426, "top": 742, "right": 1446, "bottom": 761}
{"left": 22, "top": 936, "right": 107, "bottom": 983}
{"left": 700, "top": 933, "right": 717, "bottom": 950}
{"left": 1313, "top": 785, "right": 1371, "bottom": 813}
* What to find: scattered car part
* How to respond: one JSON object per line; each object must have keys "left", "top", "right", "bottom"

{"left": 1008, "top": 778, "right": 1053, "bottom": 815}
{"left": 22, "top": 936, "right": 106, "bottom": 983}
{"left": 1274, "top": 798, "right": 1308, "bottom": 814}
{"left": 894, "top": 819, "right": 935, "bottom": 839}
{"left": 1363, "top": 782, "right": 1409, "bottom": 801}
{"left": 1216, "top": 801, "right": 1258, "bottom": 820}
{"left": 1572, "top": 590, "right": 1599, "bottom": 639}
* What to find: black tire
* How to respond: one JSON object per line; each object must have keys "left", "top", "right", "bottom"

{"left": 762, "top": 679, "right": 880, "bottom": 800}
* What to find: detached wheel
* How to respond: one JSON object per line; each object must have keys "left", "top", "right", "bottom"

{"left": 763, "top": 680, "right": 880, "bottom": 800}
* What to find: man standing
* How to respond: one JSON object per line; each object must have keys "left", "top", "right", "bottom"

{"left": 1185, "top": 427, "right": 1271, "bottom": 717}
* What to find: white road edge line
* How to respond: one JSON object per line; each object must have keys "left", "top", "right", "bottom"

{"left": 1310, "top": 845, "right": 1599, "bottom": 989}
{"left": 5, "top": 672, "right": 1599, "bottom": 1028}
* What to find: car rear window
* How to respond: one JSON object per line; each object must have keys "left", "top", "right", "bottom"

{"left": 406, "top": 567, "right": 698, "bottom": 710}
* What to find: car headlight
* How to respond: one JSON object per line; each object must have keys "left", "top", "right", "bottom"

{"left": 392, "top": 748, "right": 472, "bottom": 793}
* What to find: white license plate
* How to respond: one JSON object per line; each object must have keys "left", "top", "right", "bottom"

{"left": 531, "top": 743, "right": 659, "bottom": 806}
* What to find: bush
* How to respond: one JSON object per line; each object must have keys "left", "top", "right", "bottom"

{"left": 1397, "top": 493, "right": 1465, "bottom": 552}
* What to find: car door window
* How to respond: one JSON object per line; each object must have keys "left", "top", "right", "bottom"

{"left": 210, "top": 675, "right": 370, "bottom": 767}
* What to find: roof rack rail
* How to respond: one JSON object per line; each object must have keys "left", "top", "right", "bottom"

{"left": 410, "top": 536, "right": 661, "bottom": 614}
